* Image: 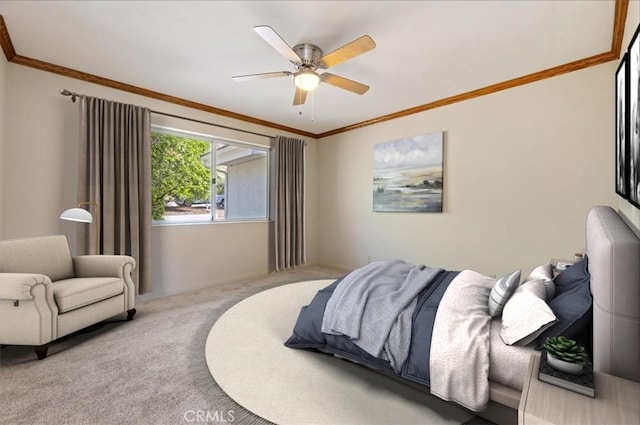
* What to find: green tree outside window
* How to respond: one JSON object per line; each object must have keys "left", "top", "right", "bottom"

{"left": 151, "top": 133, "right": 210, "bottom": 220}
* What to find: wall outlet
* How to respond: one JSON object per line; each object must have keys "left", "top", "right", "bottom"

{"left": 367, "top": 255, "right": 372, "bottom": 263}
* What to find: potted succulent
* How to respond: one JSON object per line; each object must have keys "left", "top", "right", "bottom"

{"left": 543, "top": 336, "right": 588, "bottom": 375}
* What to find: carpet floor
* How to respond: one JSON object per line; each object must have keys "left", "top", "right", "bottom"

{"left": 0, "top": 265, "right": 494, "bottom": 425}
{"left": 0, "top": 266, "right": 345, "bottom": 425}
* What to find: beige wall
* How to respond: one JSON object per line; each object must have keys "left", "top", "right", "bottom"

{"left": 4, "top": 9, "right": 640, "bottom": 296}
{"left": 0, "top": 49, "right": 6, "bottom": 239}
{"left": 316, "top": 62, "right": 618, "bottom": 278}
{"left": 3, "top": 65, "right": 320, "bottom": 298}
{"left": 617, "top": 0, "right": 640, "bottom": 235}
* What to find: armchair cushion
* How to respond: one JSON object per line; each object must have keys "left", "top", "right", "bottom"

{"left": 53, "top": 277, "right": 124, "bottom": 313}
{"left": 0, "top": 235, "right": 74, "bottom": 281}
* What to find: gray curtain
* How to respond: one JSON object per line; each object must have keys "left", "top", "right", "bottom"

{"left": 275, "top": 136, "right": 306, "bottom": 271}
{"left": 77, "top": 95, "right": 152, "bottom": 294}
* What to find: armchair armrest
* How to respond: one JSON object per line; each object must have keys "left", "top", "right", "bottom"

{"left": 0, "top": 273, "right": 51, "bottom": 300}
{"left": 73, "top": 255, "right": 136, "bottom": 279}
{"left": 0, "top": 272, "right": 58, "bottom": 347}
{"left": 73, "top": 255, "right": 137, "bottom": 309}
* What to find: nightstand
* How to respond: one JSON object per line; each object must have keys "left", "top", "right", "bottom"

{"left": 519, "top": 353, "right": 640, "bottom": 425}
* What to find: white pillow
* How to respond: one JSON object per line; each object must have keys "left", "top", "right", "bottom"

{"left": 488, "top": 270, "right": 521, "bottom": 317}
{"left": 523, "top": 263, "right": 555, "bottom": 300}
{"left": 500, "top": 279, "right": 558, "bottom": 346}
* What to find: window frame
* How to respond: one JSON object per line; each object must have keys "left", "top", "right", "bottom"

{"left": 151, "top": 124, "right": 271, "bottom": 226}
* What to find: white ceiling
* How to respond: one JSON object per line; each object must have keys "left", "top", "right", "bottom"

{"left": 0, "top": 1, "right": 617, "bottom": 136}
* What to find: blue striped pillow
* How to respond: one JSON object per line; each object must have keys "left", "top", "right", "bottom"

{"left": 488, "top": 270, "right": 521, "bottom": 317}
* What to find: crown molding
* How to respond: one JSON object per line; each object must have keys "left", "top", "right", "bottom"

{"left": 319, "top": 0, "right": 628, "bottom": 138}
{"left": 0, "top": 15, "right": 16, "bottom": 61}
{"left": 612, "top": 0, "right": 629, "bottom": 56}
{"left": 317, "top": 51, "right": 619, "bottom": 138}
{"left": 0, "top": 0, "right": 628, "bottom": 139}
{"left": 8, "top": 54, "right": 317, "bottom": 139}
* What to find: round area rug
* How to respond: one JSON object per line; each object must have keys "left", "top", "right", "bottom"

{"left": 205, "top": 279, "right": 475, "bottom": 425}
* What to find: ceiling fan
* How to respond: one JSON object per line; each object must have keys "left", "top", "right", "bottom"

{"left": 232, "top": 26, "right": 376, "bottom": 105}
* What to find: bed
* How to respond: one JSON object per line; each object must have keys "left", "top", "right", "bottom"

{"left": 284, "top": 205, "right": 640, "bottom": 423}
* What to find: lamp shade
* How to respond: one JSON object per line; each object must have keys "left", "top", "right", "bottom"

{"left": 294, "top": 69, "right": 320, "bottom": 91}
{"left": 60, "top": 207, "right": 93, "bottom": 223}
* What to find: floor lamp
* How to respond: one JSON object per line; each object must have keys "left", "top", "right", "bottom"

{"left": 59, "top": 201, "right": 99, "bottom": 254}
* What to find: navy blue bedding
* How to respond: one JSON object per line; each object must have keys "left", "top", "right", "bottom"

{"left": 284, "top": 269, "right": 460, "bottom": 388}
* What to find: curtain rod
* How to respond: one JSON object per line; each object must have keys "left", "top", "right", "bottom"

{"left": 59, "top": 89, "right": 275, "bottom": 139}
{"left": 150, "top": 110, "right": 275, "bottom": 139}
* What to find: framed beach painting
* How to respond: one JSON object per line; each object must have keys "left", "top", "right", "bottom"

{"left": 629, "top": 24, "right": 640, "bottom": 208}
{"left": 373, "top": 131, "right": 443, "bottom": 212}
{"left": 616, "top": 52, "right": 629, "bottom": 199}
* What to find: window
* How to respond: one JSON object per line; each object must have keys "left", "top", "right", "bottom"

{"left": 151, "top": 126, "right": 270, "bottom": 224}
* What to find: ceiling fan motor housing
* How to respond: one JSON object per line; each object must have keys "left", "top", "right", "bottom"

{"left": 293, "top": 43, "right": 323, "bottom": 69}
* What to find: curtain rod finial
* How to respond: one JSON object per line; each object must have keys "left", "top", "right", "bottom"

{"left": 60, "top": 89, "right": 78, "bottom": 102}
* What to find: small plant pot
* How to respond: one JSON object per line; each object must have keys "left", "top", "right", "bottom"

{"left": 547, "top": 353, "right": 584, "bottom": 375}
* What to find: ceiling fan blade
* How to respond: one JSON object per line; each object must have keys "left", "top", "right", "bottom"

{"left": 318, "top": 35, "right": 376, "bottom": 69}
{"left": 293, "top": 87, "right": 308, "bottom": 105}
{"left": 253, "top": 25, "right": 302, "bottom": 64}
{"left": 320, "top": 73, "right": 369, "bottom": 95}
{"left": 232, "top": 71, "right": 292, "bottom": 82}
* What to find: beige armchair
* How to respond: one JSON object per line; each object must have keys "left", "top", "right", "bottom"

{"left": 0, "top": 235, "right": 136, "bottom": 359}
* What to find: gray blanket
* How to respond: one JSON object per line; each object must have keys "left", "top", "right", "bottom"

{"left": 321, "top": 259, "right": 442, "bottom": 372}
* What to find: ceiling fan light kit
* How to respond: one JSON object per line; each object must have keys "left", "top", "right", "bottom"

{"left": 294, "top": 69, "right": 320, "bottom": 91}
{"left": 233, "top": 25, "right": 376, "bottom": 105}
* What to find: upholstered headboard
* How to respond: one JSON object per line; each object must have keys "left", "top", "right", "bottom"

{"left": 586, "top": 206, "right": 640, "bottom": 383}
